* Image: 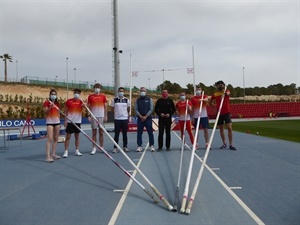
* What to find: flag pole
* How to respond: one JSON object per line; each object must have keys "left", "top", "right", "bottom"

{"left": 129, "top": 50, "right": 133, "bottom": 117}
{"left": 192, "top": 45, "right": 196, "bottom": 94}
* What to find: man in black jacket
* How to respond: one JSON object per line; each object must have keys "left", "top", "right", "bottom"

{"left": 154, "top": 89, "right": 176, "bottom": 151}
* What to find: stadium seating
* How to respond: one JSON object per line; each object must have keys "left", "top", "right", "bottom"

{"left": 207, "top": 102, "right": 300, "bottom": 119}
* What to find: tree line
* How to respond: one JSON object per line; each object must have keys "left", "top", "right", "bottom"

{"left": 154, "top": 81, "right": 299, "bottom": 96}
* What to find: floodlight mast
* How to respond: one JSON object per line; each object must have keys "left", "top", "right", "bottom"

{"left": 112, "top": 0, "right": 121, "bottom": 96}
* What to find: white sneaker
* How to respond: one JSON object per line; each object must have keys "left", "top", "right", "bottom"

{"left": 136, "top": 146, "right": 143, "bottom": 152}
{"left": 112, "top": 148, "right": 118, "bottom": 153}
{"left": 90, "top": 148, "right": 96, "bottom": 155}
{"left": 124, "top": 147, "right": 129, "bottom": 152}
{"left": 63, "top": 151, "right": 68, "bottom": 158}
{"left": 75, "top": 150, "right": 82, "bottom": 156}
{"left": 150, "top": 145, "right": 155, "bottom": 152}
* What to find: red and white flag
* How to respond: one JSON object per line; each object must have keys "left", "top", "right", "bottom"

{"left": 131, "top": 71, "right": 138, "bottom": 77}
{"left": 187, "top": 68, "right": 194, "bottom": 74}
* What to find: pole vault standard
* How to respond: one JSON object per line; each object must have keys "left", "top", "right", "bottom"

{"left": 49, "top": 101, "right": 160, "bottom": 205}
{"left": 173, "top": 99, "right": 189, "bottom": 211}
{"left": 180, "top": 92, "right": 204, "bottom": 213}
{"left": 185, "top": 87, "right": 227, "bottom": 214}
{"left": 81, "top": 100, "right": 174, "bottom": 211}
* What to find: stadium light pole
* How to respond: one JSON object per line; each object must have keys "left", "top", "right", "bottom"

{"left": 74, "top": 68, "right": 76, "bottom": 83}
{"left": 243, "top": 66, "right": 245, "bottom": 104}
{"left": 16, "top": 60, "right": 18, "bottom": 81}
{"left": 66, "top": 57, "right": 69, "bottom": 99}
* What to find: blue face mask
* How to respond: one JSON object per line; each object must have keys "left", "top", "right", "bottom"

{"left": 180, "top": 96, "right": 186, "bottom": 101}
{"left": 50, "top": 95, "right": 57, "bottom": 101}
{"left": 118, "top": 92, "right": 124, "bottom": 97}
{"left": 74, "top": 93, "right": 80, "bottom": 99}
{"left": 95, "top": 88, "right": 100, "bottom": 94}
{"left": 196, "top": 90, "right": 201, "bottom": 96}
{"left": 140, "top": 91, "right": 146, "bottom": 97}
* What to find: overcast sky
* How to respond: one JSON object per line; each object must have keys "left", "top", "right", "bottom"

{"left": 0, "top": 0, "right": 299, "bottom": 90}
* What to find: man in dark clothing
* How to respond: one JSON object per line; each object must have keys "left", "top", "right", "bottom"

{"left": 154, "top": 89, "right": 176, "bottom": 151}
{"left": 135, "top": 87, "right": 155, "bottom": 152}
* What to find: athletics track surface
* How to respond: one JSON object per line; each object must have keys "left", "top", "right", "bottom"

{"left": 0, "top": 122, "right": 299, "bottom": 225}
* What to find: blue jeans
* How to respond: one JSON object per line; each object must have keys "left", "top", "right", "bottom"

{"left": 137, "top": 117, "right": 154, "bottom": 147}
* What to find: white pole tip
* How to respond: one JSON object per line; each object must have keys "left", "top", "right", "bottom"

{"left": 168, "top": 205, "right": 173, "bottom": 211}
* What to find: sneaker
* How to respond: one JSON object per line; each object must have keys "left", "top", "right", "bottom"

{"left": 136, "top": 146, "right": 143, "bottom": 152}
{"left": 90, "top": 148, "right": 96, "bottom": 155}
{"left": 157, "top": 148, "right": 162, "bottom": 152}
{"left": 196, "top": 144, "right": 200, "bottom": 150}
{"left": 220, "top": 144, "right": 227, "bottom": 149}
{"left": 150, "top": 145, "right": 155, "bottom": 152}
{"left": 63, "top": 151, "right": 68, "bottom": 158}
{"left": 51, "top": 154, "right": 61, "bottom": 160}
{"left": 124, "top": 147, "right": 129, "bottom": 152}
{"left": 205, "top": 144, "right": 211, "bottom": 150}
{"left": 112, "top": 148, "right": 118, "bottom": 153}
{"left": 229, "top": 145, "right": 237, "bottom": 150}
{"left": 75, "top": 150, "right": 82, "bottom": 156}
{"left": 166, "top": 147, "right": 171, "bottom": 151}
{"left": 45, "top": 157, "right": 54, "bottom": 163}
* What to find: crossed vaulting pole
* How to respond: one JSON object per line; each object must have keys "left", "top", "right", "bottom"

{"left": 180, "top": 92, "right": 204, "bottom": 213}
{"left": 173, "top": 99, "right": 190, "bottom": 211}
{"left": 50, "top": 100, "right": 173, "bottom": 210}
{"left": 80, "top": 99, "right": 174, "bottom": 211}
{"left": 185, "top": 87, "right": 227, "bottom": 214}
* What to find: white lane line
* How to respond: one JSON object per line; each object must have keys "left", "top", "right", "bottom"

{"left": 211, "top": 168, "right": 220, "bottom": 170}
{"left": 172, "top": 131, "right": 265, "bottom": 225}
{"left": 108, "top": 143, "right": 148, "bottom": 225}
{"left": 113, "top": 190, "right": 125, "bottom": 192}
{"left": 229, "top": 187, "right": 243, "bottom": 190}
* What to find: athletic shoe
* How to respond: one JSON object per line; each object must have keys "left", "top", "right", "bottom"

{"left": 75, "top": 150, "right": 82, "bottom": 156}
{"left": 157, "top": 148, "right": 162, "bottom": 152}
{"left": 63, "top": 151, "right": 68, "bottom": 158}
{"left": 229, "top": 145, "right": 237, "bottom": 150}
{"left": 112, "top": 148, "right": 118, "bottom": 153}
{"left": 150, "top": 145, "right": 155, "bottom": 152}
{"left": 219, "top": 144, "right": 227, "bottom": 149}
{"left": 136, "top": 146, "right": 143, "bottom": 152}
{"left": 51, "top": 154, "right": 61, "bottom": 160}
{"left": 90, "top": 148, "right": 96, "bottom": 155}
{"left": 166, "top": 147, "right": 171, "bottom": 151}
{"left": 205, "top": 144, "right": 211, "bottom": 150}
{"left": 124, "top": 147, "right": 129, "bottom": 152}
{"left": 45, "top": 157, "right": 54, "bottom": 163}
{"left": 196, "top": 144, "right": 200, "bottom": 150}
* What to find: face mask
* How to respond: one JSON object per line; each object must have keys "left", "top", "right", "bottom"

{"left": 180, "top": 96, "right": 186, "bottom": 101}
{"left": 162, "top": 93, "right": 168, "bottom": 98}
{"left": 50, "top": 95, "right": 57, "bottom": 101}
{"left": 140, "top": 91, "right": 146, "bottom": 97}
{"left": 118, "top": 92, "right": 124, "bottom": 97}
{"left": 74, "top": 93, "right": 80, "bottom": 99}
{"left": 217, "top": 86, "right": 223, "bottom": 91}
{"left": 95, "top": 88, "right": 100, "bottom": 94}
{"left": 196, "top": 90, "right": 201, "bottom": 96}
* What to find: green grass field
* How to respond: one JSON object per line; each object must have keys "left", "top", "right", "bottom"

{"left": 231, "top": 119, "right": 300, "bottom": 143}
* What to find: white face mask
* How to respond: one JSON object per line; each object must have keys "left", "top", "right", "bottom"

{"left": 118, "top": 92, "right": 124, "bottom": 97}
{"left": 74, "top": 93, "right": 80, "bottom": 99}
{"left": 180, "top": 96, "right": 186, "bottom": 101}
{"left": 95, "top": 88, "right": 100, "bottom": 94}
{"left": 140, "top": 91, "right": 146, "bottom": 97}
{"left": 50, "top": 95, "right": 57, "bottom": 101}
{"left": 196, "top": 90, "right": 201, "bottom": 96}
